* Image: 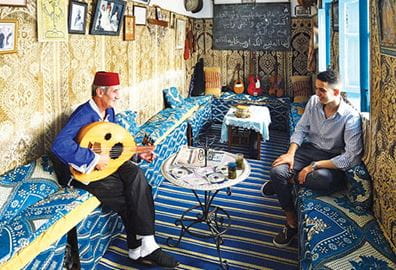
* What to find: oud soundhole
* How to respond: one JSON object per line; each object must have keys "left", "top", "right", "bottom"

{"left": 105, "top": 133, "right": 112, "bottom": 140}
{"left": 110, "top": 143, "right": 123, "bottom": 159}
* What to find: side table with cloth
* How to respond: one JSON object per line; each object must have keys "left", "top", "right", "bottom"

{"left": 220, "top": 105, "right": 271, "bottom": 159}
{"left": 161, "top": 148, "right": 251, "bottom": 269}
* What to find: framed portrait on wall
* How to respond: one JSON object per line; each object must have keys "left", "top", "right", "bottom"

{"left": 0, "top": 0, "right": 26, "bottom": 6}
{"left": 134, "top": 6, "right": 147, "bottom": 25}
{"left": 124, "top": 15, "right": 135, "bottom": 41}
{"left": 377, "top": 0, "right": 396, "bottom": 56}
{"left": 0, "top": 19, "right": 17, "bottom": 54}
{"left": 68, "top": 1, "right": 88, "bottom": 34}
{"left": 175, "top": 19, "right": 186, "bottom": 49}
{"left": 90, "top": 0, "right": 126, "bottom": 36}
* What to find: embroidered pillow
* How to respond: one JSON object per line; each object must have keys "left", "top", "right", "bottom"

{"left": 115, "top": 110, "right": 140, "bottom": 136}
{"left": 345, "top": 162, "right": 372, "bottom": 210}
{"left": 204, "top": 67, "right": 221, "bottom": 97}
{"left": 163, "top": 87, "right": 184, "bottom": 108}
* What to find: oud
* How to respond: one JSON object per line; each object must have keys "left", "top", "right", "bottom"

{"left": 70, "top": 122, "right": 154, "bottom": 183}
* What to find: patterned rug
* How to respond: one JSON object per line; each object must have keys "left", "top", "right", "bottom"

{"left": 98, "top": 125, "right": 298, "bottom": 270}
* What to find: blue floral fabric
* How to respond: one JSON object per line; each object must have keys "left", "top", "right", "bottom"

{"left": 135, "top": 107, "right": 196, "bottom": 144}
{"left": 297, "top": 187, "right": 396, "bottom": 269}
{"left": 163, "top": 87, "right": 184, "bottom": 108}
{"left": 0, "top": 187, "right": 96, "bottom": 268}
{"left": 24, "top": 236, "right": 67, "bottom": 270}
{"left": 115, "top": 110, "right": 140, "bottom": 136}
{"left": 0, "top": 156, "right": 59, "bottom": 224}
{"left": 184, "top": 95, "right": 212, "bottom": 106}
{"left": 75, "top": 207, "right": 124, "bottom": 269}
{"left": 188, "top": 99, "right": 212, "bottom": 141}
{"left": 289, "top": 102, "right": 306, "bottom": 134}
{"left": 344, "top": 161, "right": 372, "bottom": 211}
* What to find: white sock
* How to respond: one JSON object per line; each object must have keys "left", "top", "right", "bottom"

{"left": 137, "top": 235, "right": 160, "bottom": 257}
{"left": 128, "top": 246, "right": 141, "bottom": 260}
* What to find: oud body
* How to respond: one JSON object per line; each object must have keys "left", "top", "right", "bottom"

{"left": 70, "top": 122, "right": 149, "bottom": 183}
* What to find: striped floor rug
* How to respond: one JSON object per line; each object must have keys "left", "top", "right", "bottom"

{"left": 98, "top": 125, "right": 298, "bottom": 270}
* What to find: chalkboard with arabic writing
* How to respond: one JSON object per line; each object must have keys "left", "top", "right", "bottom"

{"left": 213, "top": 3, "right": 291, "bottom": 51}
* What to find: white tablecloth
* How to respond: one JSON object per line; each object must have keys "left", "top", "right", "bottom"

{"left": 220, "top": 105, "right": 271, "bottom": 143}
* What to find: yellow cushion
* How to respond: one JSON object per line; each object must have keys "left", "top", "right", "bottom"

{"left": 204, "top": 67, "right": 221, "bottom": 97}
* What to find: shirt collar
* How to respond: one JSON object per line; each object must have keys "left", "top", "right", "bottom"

{"left": 337, "top": 97, "right": 349, "bottom": 116}
{"left": 89, "top": 99, "right": 109, "bottom": 121}
{"left": 315, "top": 96, "right": 348, "bottom": 117}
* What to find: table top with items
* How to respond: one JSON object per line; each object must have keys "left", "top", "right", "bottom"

{"left": 161, "top": 146, "right": 251, "bottom": 191}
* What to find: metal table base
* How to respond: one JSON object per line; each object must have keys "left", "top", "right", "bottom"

{"left": 167, "top": 189, "right": 232, "bottom": 269}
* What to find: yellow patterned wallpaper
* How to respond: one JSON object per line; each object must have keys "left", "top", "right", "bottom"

{"left": 0, "top": 2, "right": 189, "bottom": 175}
{"left": 368, "top": 0, "right": 396, "bottom": 250}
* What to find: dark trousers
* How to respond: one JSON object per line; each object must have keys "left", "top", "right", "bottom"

{"left": 50, "top": 153, "right": 155, "bottom": 249}
{"left": 271, "top": 143, "right": 345, "bottom": 212}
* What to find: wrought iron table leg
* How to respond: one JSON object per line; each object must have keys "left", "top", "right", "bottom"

{"left": 167, "top": 190, "right": 231, "bottom": 268}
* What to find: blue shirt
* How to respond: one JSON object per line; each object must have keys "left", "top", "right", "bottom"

{"left": 51, "top": 100, "right": 115, "bottom": 173}
{"left": 290, "top": 95, "right": 362, "bottom": 170}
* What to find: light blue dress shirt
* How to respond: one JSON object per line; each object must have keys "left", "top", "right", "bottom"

{"left": 290, "top": 95, "right": 362, "bottom": 170}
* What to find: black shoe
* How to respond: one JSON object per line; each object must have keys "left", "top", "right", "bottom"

{"left": 136, "top": 248, "right": 179, "bottom": 269}
{"left": 273, "top": 224, "right": 297, "bottom": 248}
{"left": 261, "top": 181, "right": 276, "bottom": 196}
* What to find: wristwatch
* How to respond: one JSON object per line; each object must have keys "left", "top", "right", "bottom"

{"left": 310, "top": 161, "right": 319, "bottom": 170}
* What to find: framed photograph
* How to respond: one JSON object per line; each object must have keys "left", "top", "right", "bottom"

{"left": 124, "top": 15, "right": 135, "bottom": 41}
{"left": 169, "top": 12, "right": 176, "bottom": 29}
{"left": 90, "top": 0, "right": 126, "bottom": 36}
{"left": 175, "top": 19, "right": 186, "bottom": 49}
{"left": 68, "top": 1, "right": 88, "bottom": 34}
{"left": 0, "top": 19, "right": 17, "bottom": 54}
{"left": 294, "top": 5, "right": 311, "bottom": 17}
{"left": 0, "top": 0, "right": 26, "bottom": 6}
{"left": 155, "top": 6, "right": 162, "bottom": 20}
{"left": 332, "top": 0, "right": 339, "bottom": 32}
{"left": 377, "top": 0, "right": 396, "bottom": 56}
{"left": 134, "top": 5, "right": 147, "bottom": 25}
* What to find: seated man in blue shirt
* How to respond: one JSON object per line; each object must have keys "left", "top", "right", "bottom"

{"left": 261, "top": 69, "right": 363, "bottom": 248}
{"left": 50, "top": 71, "right": 179, "bottom": 268}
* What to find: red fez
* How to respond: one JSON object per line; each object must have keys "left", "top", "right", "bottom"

{"left": 93, "top": 71, "right": 120, "bottom": 86}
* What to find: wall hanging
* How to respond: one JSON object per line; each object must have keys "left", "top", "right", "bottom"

{"left": 0, "top": 19, "right": 17, "bottom": 54}
{"left": 90, "top": 0, "right": 126, "bottom": 35}
{"left": 68, "top": 1, "right": 88, "bottom": 34}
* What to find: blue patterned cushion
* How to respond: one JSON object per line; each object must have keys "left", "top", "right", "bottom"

{"left": 0, "top": 188, "right": 98, "bottom": 268}
{"left": 184, "top": 96, "right": 212, "bottom": 106}
{"left": 345, "top": 162, "right": 372, "bottom": 211}
{"left": 0, "top": 156, "right": 60, "bottom": 223}
{"left": 289, "top": 102, "right": 306, "bottom": 134}
{"left": 135, "top": 107, "right": 194, "bottom": 144}
{"left": 115, "top": 110, "right": 140, "bottom": 136}
{"left": 297, "top": 188, "right": 396, "bottom": 269}
{"left": 163, "top": 87, "right": 184, "bottom": 108}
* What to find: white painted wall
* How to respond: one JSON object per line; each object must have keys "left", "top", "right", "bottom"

{"left": 148, "top": 0, "right": 316, "bottom": 18}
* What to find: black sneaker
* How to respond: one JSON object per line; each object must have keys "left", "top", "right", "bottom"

{"left": 261, "top": 181, "right": 276, "bottom": 196}
{"left": 135, "top": 248, "right": 180, "bottom": 269}
{"left": 273, "top": 224, "right": 297, "bottom": 248}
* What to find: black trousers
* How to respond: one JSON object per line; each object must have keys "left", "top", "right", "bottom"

{"left": 50, "top": 153, "right": 155, "bottom": 249}
{"left": 271, "top": 143, "right": 345, "bottom": 212}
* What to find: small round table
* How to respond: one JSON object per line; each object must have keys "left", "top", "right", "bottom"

{"left": 161, "top": 148, "right": 251, "bottom": 269}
